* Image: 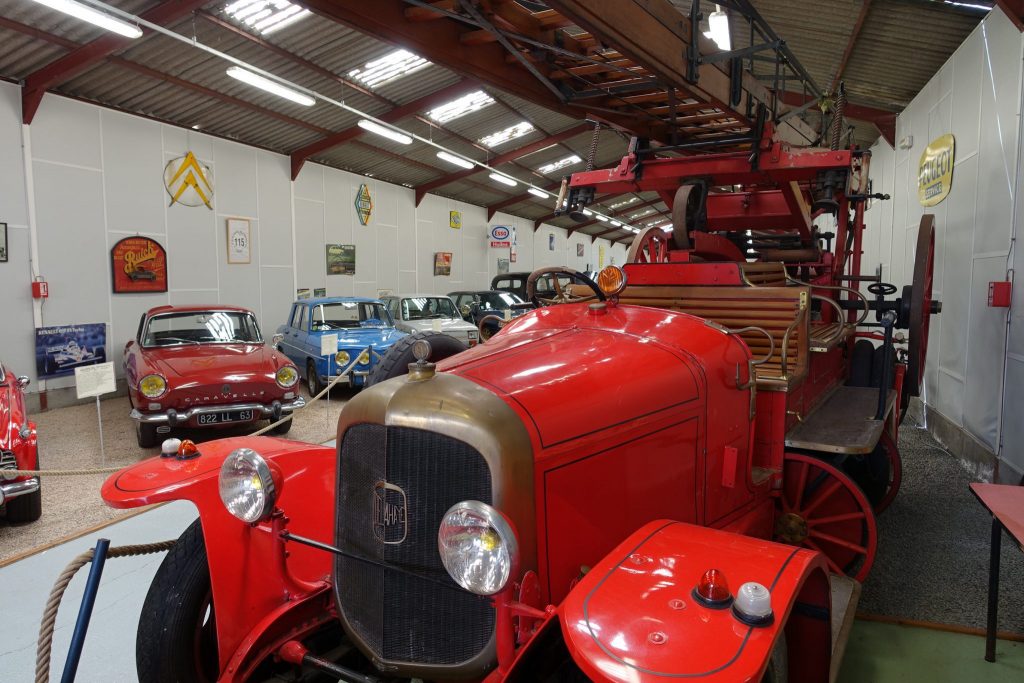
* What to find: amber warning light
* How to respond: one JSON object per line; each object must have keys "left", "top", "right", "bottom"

{"left": 597, "top": 265, "right": 627, "bottom": 298}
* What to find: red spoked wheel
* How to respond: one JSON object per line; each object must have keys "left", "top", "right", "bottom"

{"left": 775, "top": 453, "right": 878, "bottom": 581}
{"left": 874, "top": 431, "right": 902, "bottom": 514}
{"left": 905, "top": 214, "right": 935, "bottom": 406}
{"left": 626, "top": 226, "right": 671, "bottom": 264}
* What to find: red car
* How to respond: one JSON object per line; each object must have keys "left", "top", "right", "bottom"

{"left": 1, "top": 363, "right": 40, "bottom": 523}
{"left": 124, "top": 305, "right": 304, "bottom": 448}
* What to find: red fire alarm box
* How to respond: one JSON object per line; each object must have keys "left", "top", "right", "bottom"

{"left": 31, "top": 280, "right": 48, "bottom": 299}
{"left": 988, "top": 281, "right": 1011, "bottom": 308}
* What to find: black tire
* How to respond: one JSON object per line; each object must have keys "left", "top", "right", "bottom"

{"left": 136, "top": 420, "right": 159, "bottom": 449}
{"left": 843, "top": 444, "right": 890, "bottom": 508}
{"left": 761, "top": 630, "right": 789, "bottom": 683}
{"left": 137, "top": 519, "right": 219, "bottom": 683}
{"left": 367, "top": 331, "right": 469, "bottom": 386}
{"left": 848, "top": 339, "right": 874, "bottom": 387}
{"left": 271, "top": 415, "right": 293, "bottom": 435}
{"left": 307, "top": 359, "right": 323, "bottom": 398}
{"left": 5, "top": 486, "right": 42, "bottom": 522}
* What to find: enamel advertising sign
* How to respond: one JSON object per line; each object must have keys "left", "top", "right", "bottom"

{"left": 489, "top": 225, "right": 512, "bottom": 248}
{"left": 918, "top": 134, "right": 955, "bottom": 207}
{"left": 111, "top": 236, "right": 167, "bottom": 293}
{"left": 355, "top": 184, "right": 373, "bottom": 225}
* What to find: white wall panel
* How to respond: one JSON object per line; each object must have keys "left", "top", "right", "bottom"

{"left": 212, "top": 139, "right": 259, "bottom": 219}
{"left": 0, "top": 84, "right": 28, "bottom": 227}
{"left": 256, "top": 152, "right": 293, "bottom": 267}
{"left": 964, "top": 255, "right": 1010, "bottom": 449}
{"left": 31, "top": 96, "right": 101, "bottom": 170}
{"left": 294, "top": 197, "right": 325, "bottom": 294}
{"left": 260, "top": 266, "right": 295, "bottom": 332}
{"left": 0, "top": 226, "right": 38, "bottom": 378}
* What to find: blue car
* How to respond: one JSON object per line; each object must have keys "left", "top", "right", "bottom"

{"left": 274, "top": 297, "right": 406, "bottom": 394}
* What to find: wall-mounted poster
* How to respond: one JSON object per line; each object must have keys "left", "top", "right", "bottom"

{"left": 918, "top": 133, "right": 955, "bottom": 206}
{"left": 297, "top": 288, "right": 311, "bottom": 300}
{"left": 548, "top": 233, "right": 555, "bottom": 251}
{"left": 314, "top": 288, "right": 326, "bottom": 297}
{"left": 163, "top": 151, "right": 214, "bottom": 209}
{"left": 354, "top": 184, "right": 373, "bottom": 225}
{"left": 226, "top": 218, "right": 251, "bottom": 264}
{"left": 434, "top": 252, "right": 452, "bottom": 276}
{"left": 576, "top": 242, "right": 585, "bottom": 258}
{"left": 449, "top": 211, "right": 462, "bottom": 229}
{"left": 35, "top": 323, "right": 107, "bottom": 379}
{"left": 327, "top": 244, "right": 356, "bottom": 275}
{"left": 497, "top": 257, "right": 510, "bottom": 274}
{"left": 599, "top": 244, "right": 606, "bottom": 268}
{"left": 0, "top": 222, "right": 7, "bottom": 262}
{"left": 111, "top": 236, "right": 167, "bottom": 293}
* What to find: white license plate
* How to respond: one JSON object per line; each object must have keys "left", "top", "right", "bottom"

{"left": 197, "top": 410, "right": 254, "bottom": 425}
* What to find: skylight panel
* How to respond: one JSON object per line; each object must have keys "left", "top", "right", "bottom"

{"left": 537, "top": 154, "right": 582, "bottom": 175}
{"left": 224, "top": 0, "right": 311, "bottom": 35}
{"left": 427, "top": 90, "right": 495, "bottom": 123}
{"left": 609, "top": 196, "right": 639, "bottom": 210}
{"left": 479, "top": 121, "right": 535, "bottom": 148}
{"left": 349, "top": 49, "right": 431, "bottom": 89}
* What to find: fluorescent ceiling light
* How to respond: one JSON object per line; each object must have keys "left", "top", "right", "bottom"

{"left": 436, "top": 151, "right": 474, "bottom": 169}
{"left": 224, "top": 0, "right": 311, "bottom": 35}
{"left": 29, "top": 0, "right": 142, "bottom": 38}
{"left": 596, "top": 215, "right": 609, "bottom": 222}
{"left": 609, "top": 197, "right": 639, "bottom": 210}
{"left": 537, "top": 154, "right": 582, "bottom": 175}
{"left": 358, "top": 119, "right": 412, "bottom": 144}
{"left": 528, "top": 187, "right": 550, "bottom": 199}
{"left": 610, "top": 220, "right": 623, "bottom": 227}
{"left": 704, "top": 5, "right": 731, "bottom": 51}
{"left": 349, "top": 49, "right": 430, "bottom": 89}
{"left": 226, "top": 66, "right": 315, "bottom": 106}
{"left": 582, "top": 209, "right": 593, "bottom": 216}
{"left": 489, "top": 173, "right": 518, "bottom": 187}
{"left": 427, "top": 90, "right": 495, "bottom": 123}
{"left": 479, "top": 121, "right": 534, "bottom": 148}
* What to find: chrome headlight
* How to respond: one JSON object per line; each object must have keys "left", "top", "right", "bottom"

{"left": 357, "top": 351, "right": 370, "bottom": 365}
{"left": 219, "top": 448, "right": 276, "bottom": 523}
{"left": 276, "top": 365, "right": 298, "bottom": 388}
{"left": 335, "top": 350, "right": 350, "bottom": 366}
{"left": 438, "top": 500, "right": 518, "bottom": 595}
{"left": 139, "top": 374, "right": 167, "bottom": 398}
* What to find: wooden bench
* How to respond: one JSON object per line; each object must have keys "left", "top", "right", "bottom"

{"left": 619, "top": 284, "right": 810, "bottom": 389}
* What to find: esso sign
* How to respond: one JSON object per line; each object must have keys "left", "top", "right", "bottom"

{"left": 490, "top": 226, "right": 511, "bottom": 241}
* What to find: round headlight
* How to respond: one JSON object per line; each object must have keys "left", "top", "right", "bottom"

{"left": 357, "top": 351, "right": 370, "bottom": 365}
{"left": 335, "top": 350, "right": 350, "bottom": 366}
{"left": 139, "top": 374, "right": 167, "bottom": 398}
{"left": 219, "top": 448, "right": 276, "bottom": 523}
{"left": 438, "top": 500, "right": 518, "bottom": 595}
{"left": 276, "top": 365, "right": 298, "bottom": 388}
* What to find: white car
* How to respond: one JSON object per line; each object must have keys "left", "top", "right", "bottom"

{"left": 380, "top": 294, "right": 480, "bottom": 347}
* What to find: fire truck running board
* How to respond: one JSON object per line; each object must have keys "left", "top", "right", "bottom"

{"left": 829, "top": 574, "right": 861, "bottom": 683}
{"left": 784, "top": 386, "right": 896, "bottom": 454}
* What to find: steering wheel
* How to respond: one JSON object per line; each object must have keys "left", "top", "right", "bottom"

{"left": 526, "top": 267, "right": 605, "bottom": 307}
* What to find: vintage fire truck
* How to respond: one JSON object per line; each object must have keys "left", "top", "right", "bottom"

{"left": 101, "top": 114, "right": 936, "bottom": 681}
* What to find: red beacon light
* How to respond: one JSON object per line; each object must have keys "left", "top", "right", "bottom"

{"left": 692, "top": 568, "right": 732, "bottom": 609}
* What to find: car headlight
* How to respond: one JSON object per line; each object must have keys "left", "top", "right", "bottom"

{"left": 219, "top": 448, "right": 276, "bottom": 523}
{"left": 336, "top": 350, "right": 350, "bottom": 366}
{"left": 468, "top": 330, "right": 478, "bottom": 338}
{"left": 438, "top": 500, "right": 518, "bottom": 595}
{"left": 276, "top": 365, "right": 298, "bottom": 388}
{"left": 139, "top": 374, "right": 167, "bottom": 398}
{"left": 357, "top": 351, "right": 370, "bottom": 365}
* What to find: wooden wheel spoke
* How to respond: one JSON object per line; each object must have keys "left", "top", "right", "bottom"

{"left": 808, "top": 529, "right": 867, "bottom": 555}
{"left": 799, "top": 478, "right": 843, "bottom": 518}
{"left": 806, "top": 511, "right": 866, "bottom": 527}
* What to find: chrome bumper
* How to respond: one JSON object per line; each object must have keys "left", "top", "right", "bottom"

{"left": 0, "top": 477, "right": 39, "bottom": 506}
{"left": 327, "top": 370, "right": 370, "bottom": 384}
{"left": 130, "top": 396, "right": 306, "bottom": 425}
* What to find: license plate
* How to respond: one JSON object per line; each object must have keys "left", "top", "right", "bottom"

{"left": 197, "top": 409, "right": 254, "bottom": 425}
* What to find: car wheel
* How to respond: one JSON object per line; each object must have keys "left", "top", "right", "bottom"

{"left": 366, "top": 331, "right": 469, "bottom": 386}
{"left": 136, "top": 421, "right": 160, "bottom": 449}
{"left": 5, "top": 485, "right": 42, "bottom": 523}
{"left": 307, "top": 360, "right": 323, "bottom": 398}
{"left": 271, "top": 416, "right": 293, "bottom": 435}
{"left": 137, "top": 519, "right": 219, "bottom": 683}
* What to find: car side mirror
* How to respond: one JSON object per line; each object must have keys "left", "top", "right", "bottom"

{"left": 17, "top": 376, "right": 30, "bottom": 389}
{"left": 271, "top": 333, "right": 284, "bottom": 347}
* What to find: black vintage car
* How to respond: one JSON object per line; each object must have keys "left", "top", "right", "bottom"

{"left": 449, "top": 290, "right": 530, "bottom": 339}
{"left": 490, "top": 271, "right": 576, "bottom": 301}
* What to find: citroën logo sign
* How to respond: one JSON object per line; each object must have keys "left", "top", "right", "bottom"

{"left": 163, "top": 151, "right": 214, "bottom": 209}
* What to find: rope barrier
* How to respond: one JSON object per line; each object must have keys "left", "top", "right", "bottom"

{"left": 6, "top": 346, "right": 370, "bottom": 478}
{"left": 34, "top": 540, "right": 177, "bottom": 683}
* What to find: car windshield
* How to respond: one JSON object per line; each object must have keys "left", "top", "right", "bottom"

{"left": 478, "top": 292, "right": 523, "bottom": 309}
{"left": 402, "top": 297, "right": 458, "bottom": 321}
{"left": 311, "top": 302, "right": 393, "bottom": 330}
{"left": 143, "top": 311, "right": 262, "bottom": 346}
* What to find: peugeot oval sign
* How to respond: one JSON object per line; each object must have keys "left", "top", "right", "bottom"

{"left": 489, "top": 225, "right": 512, "bottom": 248}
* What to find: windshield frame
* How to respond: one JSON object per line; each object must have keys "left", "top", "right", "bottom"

{"left": 141, "top": 310, "right": 264, "bottom": 348}
{"left": 310, "top": 301, "right": 395, "bottom": 330}
{"left": 400, "top": 297, "right": 459, "bottom": 321}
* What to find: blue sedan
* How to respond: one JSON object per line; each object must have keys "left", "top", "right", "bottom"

{"left": 274, "top": 297, "right": 406, "bottom": 394}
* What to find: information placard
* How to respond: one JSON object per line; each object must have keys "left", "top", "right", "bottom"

{"left": 75, "top": 362, "right": 116, "bottom": 399}
{"left": 320, "top": 333, "right": 339, "bottom": 357}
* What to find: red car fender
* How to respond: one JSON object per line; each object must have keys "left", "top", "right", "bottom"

{"left": 101, "top": 436, "right": 336, "bottom": 679}
{"left": 500, "top": 520, "right": 831, "bottom": 683}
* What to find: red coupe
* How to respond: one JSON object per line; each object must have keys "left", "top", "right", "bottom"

{"left": 1, "top": 362, "right": 40, "bottom": 522}
{"left": 124, "top": 305, "right": 304, "bottom": 448}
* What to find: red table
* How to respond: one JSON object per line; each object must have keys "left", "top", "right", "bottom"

{"left": 969, "top": 482, "right": 1024, "bottom": 662}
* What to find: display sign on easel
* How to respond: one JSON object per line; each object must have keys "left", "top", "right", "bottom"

{"left": 75, "top": 362, "right": 116, "bottom": 465}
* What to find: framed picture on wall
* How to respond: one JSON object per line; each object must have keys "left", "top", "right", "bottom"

{"left": 548, "top": 233, "right": 555, "bottom": 251}
{"left": 576, "top": 242, "right": 584, "bottom": 258}
{"left": 449, "top": 211, "right": 462, "bottom": 229}
{"left": 0, "top": 223, "right": 7, "bottom": 263}
{"left": 314, "top": 288, "right": 326, "bottom": 297}
{"left": 297, "top": 288, "right": 311, "bottom": 300}
{"left": 326, "top": 244, "right": 356, "bottom": 275}
{"left": 111, "top": 236, "right": 168, "bottom": 293}
{"left": 226, "top": 218, "right": 251, "bottom": 264}
{"left": 434, "top": 252, "right": 452, "bottom": 276}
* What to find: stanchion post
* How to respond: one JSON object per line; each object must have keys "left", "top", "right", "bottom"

{"left": 95, "top": 395, "right": 105, "bottom": 467}
{"left": 60, "top": 538, "right": 110, "bottom": 683}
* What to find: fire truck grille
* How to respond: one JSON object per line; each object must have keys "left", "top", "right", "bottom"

{"left": 335, "top": 424, "right": 494, "bottom": 666}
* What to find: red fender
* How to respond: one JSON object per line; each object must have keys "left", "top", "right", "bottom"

{"left": 499, "top": 520, "right": 831, "bottom": 683}
{"left": 101, "top": 436, "right": 336, "bottom": 680}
